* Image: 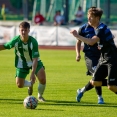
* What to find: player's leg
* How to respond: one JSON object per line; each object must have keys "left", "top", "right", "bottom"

{"left": 35, "top": 61, "right": 46, "bottom": 102}
{"left": 90, "top": 64, "right": 108, "bottom": 104}
{"left": 95, "top": 65, "right": 108, "bottom": 104}
{"left": 76, "top": 56, "right": 105, "bottom": 104}
{"left": 76, "top": 56, "right": 94, "bottom": 102}
{"left": 90, "top": 57, "right": 105, "bottom": 104}
{"left": 15, "top": 68, "right": 32, "bottom": 88}
{"left": 91, "top": 64, "right": 107, "bottom": 87}
{"left": 88, "top": 56, "right": 106, "bottom": 104}
{"left": 107, "top": 63, "right": 117, "bottom": 93}
{"left": 77, "top": 79, "right": 107, "bottom": 103}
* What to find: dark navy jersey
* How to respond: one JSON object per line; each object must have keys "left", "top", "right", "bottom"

{"left": 96, "top": 23, "right": 117, "bottom": 62}
{"left": 78, "top": 23, "right": 101, "bottom": 57}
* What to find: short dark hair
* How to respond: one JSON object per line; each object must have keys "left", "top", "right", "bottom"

{"left": 19, "top": 21, "right": 30, "bottom": 29}
{"left": 88, "top": 6, "right": 103, "bottom": 20}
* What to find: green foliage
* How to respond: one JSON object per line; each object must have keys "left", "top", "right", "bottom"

{"left": 0, "top": 49, "right": 117, "bottom": 117}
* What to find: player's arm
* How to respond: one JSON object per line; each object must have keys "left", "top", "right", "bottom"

{"left": 30, "top": 38, "right": 40, "bottom": 83}
{"left": 0, "top": 44, "right": 6, "bottom": 51}
{"left": 76, "top": 39, "right": 82, "bottom": 62}
{"left": 32, "top": 58, "right": 38, "bottom": 74}
{"left": 30, "top": 57, "right": 38, "bottom": 84}
{"left": 75, "top": 28, "right": 82, "bottom": 62}
{"left": 30, "top": 57, "right": 38, "bottom": 83}
{"left": 70, "top": 30, "right": 99, "bottom": 45}
{"left": 0, "top": 36, "right": 18, "bottom": 51}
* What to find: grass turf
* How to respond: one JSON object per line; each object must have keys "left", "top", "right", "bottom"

{"left": 0, "top": 49, "right": 117, "bottom": 117}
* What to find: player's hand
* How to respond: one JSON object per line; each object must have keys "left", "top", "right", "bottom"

{"left": 30, "top": 73, "right": 36, "bottom": 84}
{"left": 76, "top": 55, "right": 81, "bottom": 62}
{"left": 97, "top": 46, "right": 101, "bottom": 50}
{"left": 70, "top": 30, "right": 78, "bottom": 38}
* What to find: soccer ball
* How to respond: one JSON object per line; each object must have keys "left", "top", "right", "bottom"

{"left": 23, "top": 96, "right": 38, "bottom": 109}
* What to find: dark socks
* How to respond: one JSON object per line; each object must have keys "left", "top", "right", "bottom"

{"left": 95, "top": 87, "right": 102, "bottom": 96}
{"left": 83, "top": 81, "right": 102, "bottom": 96}
{"left": 85, "top": 81, "right": 94, "bottom": 91}
{"left": 82, "top": 79, "right": 107, "bottom": 96}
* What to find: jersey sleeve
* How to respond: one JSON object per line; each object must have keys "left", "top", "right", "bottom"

{"left": 4, "top": 36, "right": 19, "bottom": 49}
{"left": 32, "top": 39, "right": 40, "bottom": 58}
{"left": 77, "top": 27, "right": 82, "bottom": 35}
{"left": 96, "top": 25, "right": 113, "bottom": 41}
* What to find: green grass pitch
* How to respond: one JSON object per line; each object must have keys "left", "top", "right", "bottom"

{"left": 0, "top": 49, "right": 117, "bottom": 117}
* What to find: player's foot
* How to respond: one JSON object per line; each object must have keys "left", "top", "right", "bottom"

{"left": 28, "top": 83, "right": 33, "bottom": 96}
{"left": 76, "top": 89, "right": 83, "bottom": 102}
{"left": 98, "top": 97, "right": 104, "bottom": 104}
{"left": 38, "top": 96, "right": 45, "bottom": 102}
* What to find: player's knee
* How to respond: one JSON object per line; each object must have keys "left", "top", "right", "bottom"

{"left": 90, "top": 80, "right": 102, "bottom": 86}
{"left": 36, "top": 68, "right": 46, "bottom": 84}
{"left": 38, "top": 77, "right": 46, "bottom": 84}
{"left": 90, "top": 80, "right": 95, "bottom": 86}
{"left": 108, "top": 85, "right": 115, "bottom": 92}
{"left": 91, "top": 80, "right": 96, "bottom": 86}
{"left": 16, "top": 82, "right": 24, "bottom": 88}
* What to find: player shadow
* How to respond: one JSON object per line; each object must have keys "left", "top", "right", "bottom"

{"left": 0, "top": 98, "right": 23, "bottom": 104}
{"left": 35, "top": 108, "right": 64, "bottom": 111}
{"left": 0, "top": 98, "right": 117, "bottom": 108}
{"left": 39, "top": 100, "right": 117, "bottom": 108}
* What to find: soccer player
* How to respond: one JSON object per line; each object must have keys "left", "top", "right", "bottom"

{"left": 71, "top": 6, "right": 117, "bottom": 102}
{"left": 76, "top": 39, "right": 107, "bottom": 104}
{"left": 0, "top": 21, "right": 46, "bottom": 102}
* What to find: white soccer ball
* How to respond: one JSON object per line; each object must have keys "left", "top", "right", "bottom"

{"left": 23, "top": 96, "right": 38, "bottom": 109}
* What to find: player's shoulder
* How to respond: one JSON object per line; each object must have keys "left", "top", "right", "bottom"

{"left": 77, "top": 23, "right": 88, "bottom": 34}
{"left": 98, "top": 23, "right": 107, "bottom": 29}
{"left": 29, "top": 36, "right": 38, "bottom": 43}
{"left": 78, "top": 23, "right": 90, "bottom": 33}
{"left": 80, "top": 23, "right": 87, "bottom": 28}
{"left": 13, "top": 35, "right": 20, "bottom": 39}
{"left": 10, "top": 35, "right": 20, "bottom": 42}
{"left": 29, "top": 36, "right": 36, "bottom": 41}
{"left": 79, "top": 23, "right": 89, "bottom": 30}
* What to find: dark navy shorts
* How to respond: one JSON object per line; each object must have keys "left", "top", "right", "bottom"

{"left": 92, "top": 61, "right": 117, "bottom": 85}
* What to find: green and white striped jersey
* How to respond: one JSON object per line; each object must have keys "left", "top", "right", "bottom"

{"left": 4, "top": 35, "right": 40, "bottom": 68}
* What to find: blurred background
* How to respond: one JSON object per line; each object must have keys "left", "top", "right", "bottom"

{"left": 0, "top": 0, "right": 117, "bottom": 46}
{"left": 0, "top": 0, "right": 117, "bottom": 25}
